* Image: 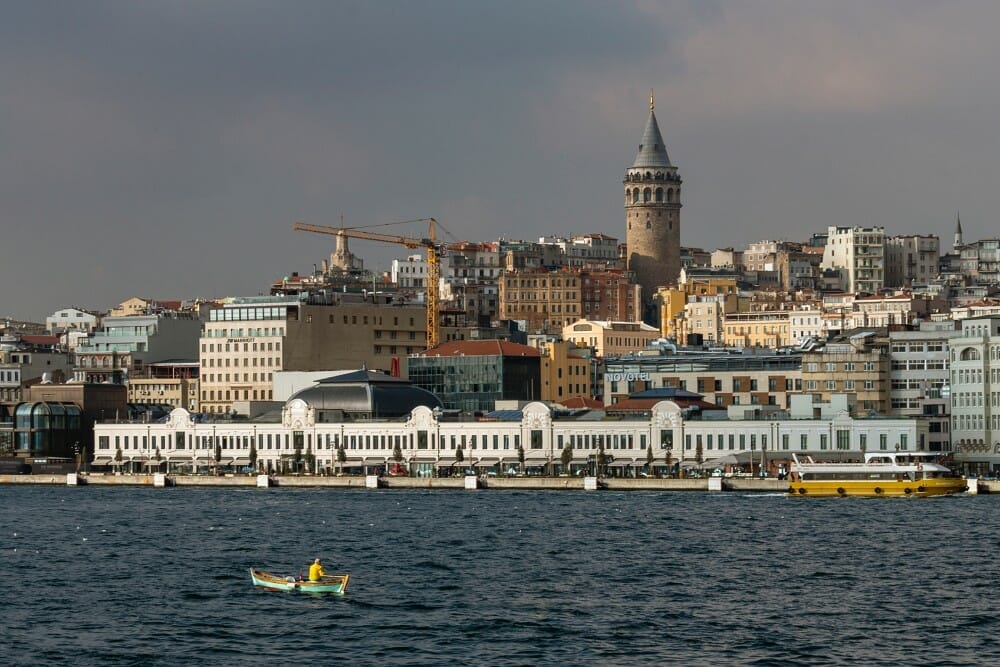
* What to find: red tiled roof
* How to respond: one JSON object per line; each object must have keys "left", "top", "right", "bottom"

{"left": 19, "top": 335, "right": 59, "bottom": 345}
{"left": 558, "top": 396, "right": 604, "bottom": 409}
{"left": 422, "top": 340, "right": 541, "bottom": 357}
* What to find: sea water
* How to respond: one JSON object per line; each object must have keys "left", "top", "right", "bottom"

{"left": 1, "top": 487, "right": 997, "bottom": 666}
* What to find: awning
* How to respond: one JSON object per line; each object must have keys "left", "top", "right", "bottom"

{"left": 143, "top": 460, "right": 166, "bottom": 467}
{"left": 473, "top": 460, "right": 499, "bottom": 467}
{"left": 167, "top": 454, "right": 192, "bottom": 462}
{"left": 700, "top": 455, "right": 739, "bottom": 468}
{"left": 679, "top": 460, "right": 700, "bottom": 469}
{"left": 92, "top": 457, "right": 113, "bottom": 465}
{"left": 231, "top": 457, "right": 251, "bottom": 466}
{"left": 605, "top": 460, "right": 635, "bottom": 468}
{"left": 435, "top": 459, "right": 461, "bottom": 467}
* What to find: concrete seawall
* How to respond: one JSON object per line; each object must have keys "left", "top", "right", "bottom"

{"left": 1, "top": 474, "right": 994, "bottom": 493}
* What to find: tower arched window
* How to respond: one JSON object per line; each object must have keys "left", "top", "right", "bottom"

{"left": 643, "top": 188, "right": 651, "bottom": 203}
{"left": 645, "top": 172, "right": 652, "bottom": 180}
{"left": 655, "top": 188, "right": 663, "bottom": 203}
{"left": 632, "top": 190, "right": 639, "bottom": 204}
{"left": 667, "top": 189, "right": 673, "bottom": 203}
{"left": 625, "top": 188, "right": 631, "bottom": 204}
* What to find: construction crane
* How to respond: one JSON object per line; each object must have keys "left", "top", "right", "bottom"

{"left": 292, "top": 218, "right": 442, "bottom": 349}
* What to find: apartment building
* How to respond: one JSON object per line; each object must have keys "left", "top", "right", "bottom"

{"left": 199, "top": 295, "right": 427, "bottom": 415}
{"left": 800, "top": 330, "right": 890, "bottom": 416}
{"left": 603, "top": 351, "right": 802, "bottom": 409}
{"left": 949, "top": 315, "right": 1000, "bottom": 472}
{"left": 888, "top": 321, "right": 960, "bottom": 452}
{"left": 821, "top": 226, "right": 885, "bottom": 293}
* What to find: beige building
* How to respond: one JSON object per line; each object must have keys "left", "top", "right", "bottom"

{"left": 561, "top": 319, "right": 660, "bottom": 358}
{"left": 539, "top": 340, "right": 592, "bottom": 403}
{"left": 200, "top": 295, "right": 427, "bottom": 415}
{"left": 884, "top": 234, "right": 940, "bottom": 288}
{"left": 800, "top": 331, "right": 890, "bottom": 416}
{"left": 820, "top": 226, "right": 885, "bottom": 294}
{"left": 127, "top": 361, "right": 200, "bottom": 412}
{"left": 723, "top": 310, "right": 792, "bottom": 349}
{"left": 602, "top": 353, "right": 802, "bottom": 409}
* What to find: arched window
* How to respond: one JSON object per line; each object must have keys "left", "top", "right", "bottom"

{"left": 960, "top": 347, "right": 981, "bottom": 361}
{"left": 645, "top": 172, "right": 652, "bottom": 180}
{"left": 667, "top": 188, "right": 674, "bottom": 203}
{"left": 632, "top": 190, "right": 639, "bottom": 204}
{"left": 655, "top": 188, "right": 663, "bottom": 203}
{"left": 643, "top": 188, "right": 651, "bottom": 202}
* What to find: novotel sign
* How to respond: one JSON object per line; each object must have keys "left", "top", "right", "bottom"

{"left": 606, "top": 372, "right": 651, "bottom": 382}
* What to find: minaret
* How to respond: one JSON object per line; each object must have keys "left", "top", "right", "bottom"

{"left": 625, "top": 90, "right": 681, "bottom": 316}
{"left": 954, "top": 211, "right": 963, "bottom": 251}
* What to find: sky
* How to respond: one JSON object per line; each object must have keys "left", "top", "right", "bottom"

{"left": 3, "top": 1, "right": 1000, "bottom": 322}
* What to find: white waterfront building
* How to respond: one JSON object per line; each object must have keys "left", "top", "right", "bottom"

{"left": 92, "top": 394, "right": 927, "bottom": 477}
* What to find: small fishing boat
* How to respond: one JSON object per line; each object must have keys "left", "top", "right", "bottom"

{"left": 249, "top": 567, "right": 350, "bottom": 594}
{"left": 788, "top": 452, "right": 968, "bottom": 498}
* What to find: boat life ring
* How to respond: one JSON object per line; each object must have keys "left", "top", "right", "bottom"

{"left": 904, "top": 488, "right": 913, "bottom": 495}
{"left": 917, "top": 486, "right": 927, "bottom": 493}
{"left": 798, "top": 487, "right": 807, "bottom": 495}
{"left": 837, "top": 487, "right": 846, "bottom": 496}
{"left": 916, "top": 464, "right": 923, "bottom": 471}
{"left": 874, "top": 487, "right": 884, "bottom": 495}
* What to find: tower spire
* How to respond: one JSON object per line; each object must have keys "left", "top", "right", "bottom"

{"left": 650, "top": 88, "right": 655, "bottom": 111}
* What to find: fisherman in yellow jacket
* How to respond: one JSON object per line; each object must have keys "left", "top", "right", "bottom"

{"left": 308, "top": 558, "right": 326, "bottom": 582}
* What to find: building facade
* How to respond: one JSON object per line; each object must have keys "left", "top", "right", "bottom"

{"left": 199, "top": 295, "right": 427, "bottom": 415}
{"left": 821, "top": 226, "right": 885, "bottom": 294}
{"left": 949, "top": 315, "right": 1000, "bottom": 472}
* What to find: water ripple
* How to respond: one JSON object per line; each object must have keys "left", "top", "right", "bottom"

{"left": 1, "top": 487, "right": 998, "bottom": 665}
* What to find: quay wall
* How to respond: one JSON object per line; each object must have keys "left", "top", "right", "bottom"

{"left": 2, "top": 474, "right": 996, "bottom": 494}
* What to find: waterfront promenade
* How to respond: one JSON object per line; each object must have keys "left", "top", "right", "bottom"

{"left": 0, "top": 473, "right": 798, "bottom": 492}
{"left": 4, "top": 473, "right": 996, "bottom": 493}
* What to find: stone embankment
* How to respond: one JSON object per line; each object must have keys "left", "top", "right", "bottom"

{"left": 1, "top": 474, "right": 994, "bottom": 494}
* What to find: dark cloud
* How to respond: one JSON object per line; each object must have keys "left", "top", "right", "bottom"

{"left": 2, "top": 1, "right": 999, "bottom": 321}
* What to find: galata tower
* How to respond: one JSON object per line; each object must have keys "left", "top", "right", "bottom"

{"left": 625, "top": 91, "right": 681, "bottom": 308}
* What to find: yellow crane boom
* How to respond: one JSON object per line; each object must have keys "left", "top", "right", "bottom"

{"left": 291, "top": 218, "right": 441, "bottom": 349}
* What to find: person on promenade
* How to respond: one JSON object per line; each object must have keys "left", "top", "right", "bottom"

{"left": 309, "top": 558, "right": 326, "bottom": 582}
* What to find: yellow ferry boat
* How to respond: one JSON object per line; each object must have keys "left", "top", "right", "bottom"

{"left": 788, "top": 452, "right": 968, "bottom": 498}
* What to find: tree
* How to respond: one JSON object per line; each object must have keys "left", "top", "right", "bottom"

{"left": 305, "top": 442, "right": 315, "bottom": 475}
{"left": 560, "top": 444, "right": 573, "bottom": 474}
{"left": 154, "top": 447, "right": 162, "bottom": 473}
{"left": 455, "top": 446, "right": 464, "bottom": 468}
{"left": 336, "top": 445, "right": 347, "bottom": 475}
{"left": 249, "top": 439, "right": 258, "bottom": 471}
{"left": 114, "top": 446, "right": 123, "bottom": 471}
{"left": 392, "top": 442, "right": 403, "bottom": 463}
{"left": 517, "top": 445, "right": 525, "bottom": 474}
{"left": 646, "top": 443, "right": 654, "bottom": 471}
{"left": 214, "top": 442, "right": 222, "bottom": 475}
{"left": 597, "top": 443, "right": 608, "bottom": 477}
{"left": 293, "top": 439, "right": 303, "bottom": 475}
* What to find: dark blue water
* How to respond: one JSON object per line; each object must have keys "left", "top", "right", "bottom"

{"left": 1, "top": 487, "right": 997, "bottom": 666}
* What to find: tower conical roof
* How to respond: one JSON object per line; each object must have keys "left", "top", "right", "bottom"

{"left": 631, "top": 96, "right": 672, "bottom": 169}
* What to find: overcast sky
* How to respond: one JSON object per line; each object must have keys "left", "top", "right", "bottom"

{"left": 3, "top": 1, "right": 1000, "bottom": 322}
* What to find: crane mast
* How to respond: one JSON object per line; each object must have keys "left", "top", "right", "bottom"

{"left": 291, "top": 219, "right": 441, "bottom": 349}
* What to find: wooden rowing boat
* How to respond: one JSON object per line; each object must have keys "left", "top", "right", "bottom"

{"left": 249, "top": 567, "right": 350, "bottom": 594}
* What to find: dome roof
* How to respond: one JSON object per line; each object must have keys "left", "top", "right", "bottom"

{"left": 289, "top": 369, "right": 442, "bottom": 419}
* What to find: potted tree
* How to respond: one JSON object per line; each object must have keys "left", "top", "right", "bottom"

{"left": 560, "top": 443, "right": 573, "bottom": 476}
{"left": 392, "top": 442, "right": 404, "bottom": 475}
{"left": 455, "top": 446, "right": 465, "bottom": 476}
{"left": 645, "top": 443, "right": 654, "bottom": 477}
{"left": 249, "top": 439, "right": 258, "bottom": 473}
{"left": 336, "top": 445, "right": 347, "bottom": 475}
